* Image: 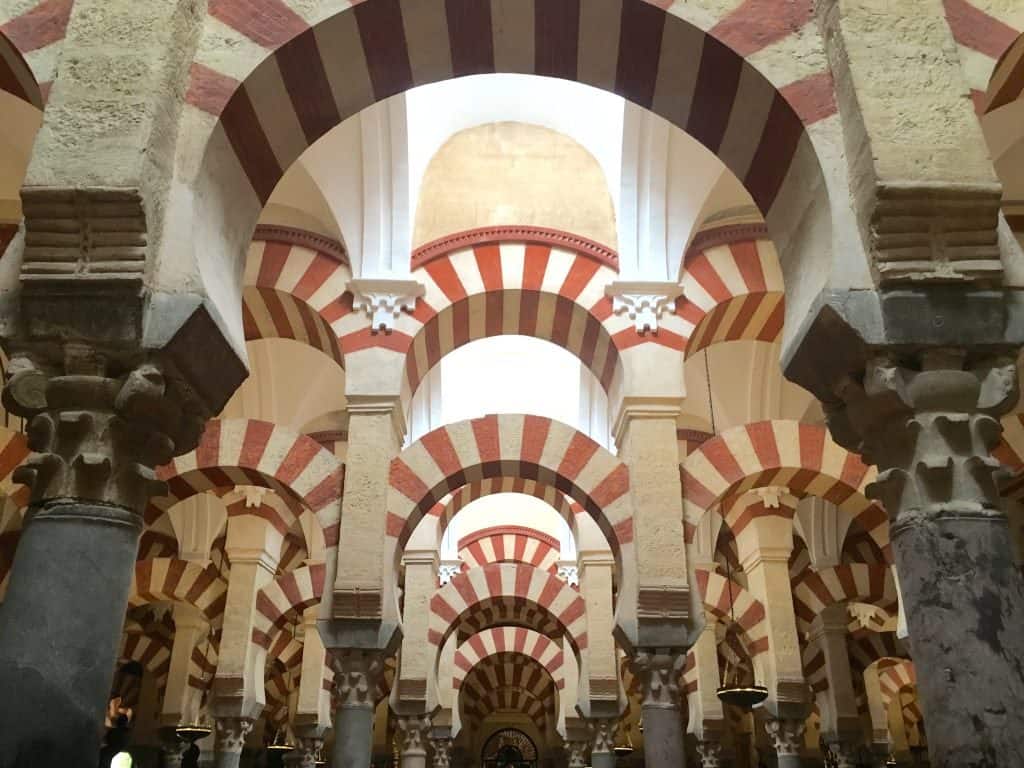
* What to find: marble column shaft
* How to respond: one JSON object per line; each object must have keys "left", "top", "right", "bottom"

{"left": 0, "top": 357, "right": 203, "bottom": 767}
{"left": 828, "top": 352, "right": 1024, "bottom": 766}
{"left": 330, "top": 650, "right": 386, "bottom": 768}
{"left": 631, "top": 650, "right": 687, "bottom": 768}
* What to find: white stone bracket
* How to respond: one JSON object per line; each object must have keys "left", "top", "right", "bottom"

{"left": 347, "top": 278, "right": 425, "bottom": 334}
{"left": 605, "top": 281, "right": 684, "bottom": 335}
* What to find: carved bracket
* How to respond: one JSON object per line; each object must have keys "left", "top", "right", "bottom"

{"left": 605, "top": 281, "right": 684, "bottom": 335}
{"left": 347, "top": 278, "right": 425, "bottom": 334}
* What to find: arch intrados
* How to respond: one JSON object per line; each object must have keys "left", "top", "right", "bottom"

{"left": 428, "top": 563, "right": 587, "bottom": 661}
{"left": 460, "top": 657, "right": 560, "bottom": 714}
{"left": 454, "top": 628, "right": 566, "bottom": 691}
{"left": 0, "top": 31, "right": 43, "bottom": 110}
{"left": 403, "top": 289, "right": 622, "bottom": 402}
{"left": 682, "top": 420, "right": 887, "bottom": 556}
{"left": 151, "top": 418, "right": 344, "bottom": 548}
{"left": 242, "top": 287, "right": 346, "bottom": 370}
{"left": 391, "top": 416, "right": 630, "bottom": 580}
{"left": 205, "top": 0, "right": 828, "bottom": 258}
{"left": 463, "top": 686, "right": 553, "bottom": 731}
{"left": 128, "top": 558, "right": 228, "bottom": 622}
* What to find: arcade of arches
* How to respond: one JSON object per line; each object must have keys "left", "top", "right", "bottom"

{"left": 0, "top": 1, "right": 1024, "bottom": 767}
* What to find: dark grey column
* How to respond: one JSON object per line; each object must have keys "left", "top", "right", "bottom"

{"left": 631, "top": 651, "right": 687, "bottom": 768}
{"left": 0, "top": 500, "right": 142, "bottom": 768}
{"left": 827, "top": 352, "right": 1024, "bottom": 767}
{"left": 0, "top": 352, "right": 206, "bottom": 767}
{"left": 329, "top": 650, "right": 386, "bottom": 768}
{"left": 765, "top": 718, "right": 804, "bottom": 768}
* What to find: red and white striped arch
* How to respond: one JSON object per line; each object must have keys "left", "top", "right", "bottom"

{"left": 878, "top": 660, "right": 917, "bottom": 704}
{"left": 937, "top": 0, "right": 1022, "bottom": 112}
{"left": 694, "top": 567, "right": 769, "bottom": 658}
{"left": 429, "top": 562, "right": 587, "bottom": 654}
{"left": 389, "top": 415, "right": 632, "bottom": 565}
{"left": 251, "top": 562, "right": 326, "bottom": 648}
{"left": 0, "top": 29, "right": 43, "bottom": 109}
{"left": 404, "top": 231, "right": 625, "bottom": 396}
{"left": 464, "top": 686, "right": 552, "bottom": 733}
{"left": 151, "top": 419, "right": 344, "bottom": 547}
{"left": 676, "top": 232, "right": 785, "bottom": 358}
{"left": 243, "top": 231, "right": 351, "bottom": 369}
{"left": 129, "top": 558, "right": 228, "bottom": 621}
{"left": 458, "top": 526, "right": 561, "bottom": 574}
{"left": 119, "top": 633, "right": 172, "bottom": 693}
{"left": 681, "top": 421, "right": 888, "bottom": 557}
{"left": 432, "top": 478, "right": 580, "bottom": 545}
{"left": 459, "top": 653, "right": 560, "bottom": 706}
{"left": 848, "top": 630, "right": 909, "bottom": 674}
{"left": 791, "top": 564, "right": 897, "bottom": 630}
{"left": 454, "top": 628, "right": 565, "bottom": 692}
{"left": 0, "top": 427, "right": 30, "bottom": 510}
{"left": 196, "top": 0, "right": 830, "bottom": 262}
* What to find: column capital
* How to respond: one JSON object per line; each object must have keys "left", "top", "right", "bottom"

{"left": 395, "top": 712, "right": 432, "bottom": 757}
{"left": 587, "top": 716, "right": 617, "bottom": 754}
{"left": 764, "top": 717, "right": 805, "bottom": 757}
{"left": 214, "top": 716, "right": 253, "bottom": 754}
{"left": 696, "top": 739, "right": 723, "bottom": 768}
{"left": 564, "top": 740, "right": 588, "bottom": 768}
{"left": 430, "top": 736, "right": 453, "bottom": 768}
{"left": 330, "top": 649, "right": 387, "bottom": 710}
{"left": 605, "top": 281, "right": 685, "bottom": 335}
{"left": 826, "top": 351, "right": 1018, "bottom": 526}
{"left": 5, "top": 350, "right": 209, "bottom": 513}
{"left": 629, "top": 649, "right": 687, "bottom": 709}
{"left": 611, "top": 395, "right": 683, "bottom": 446}
{"left": 344, "top": 393, "right": 407, "bottom": 447}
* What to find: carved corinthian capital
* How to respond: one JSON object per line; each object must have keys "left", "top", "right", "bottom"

{"left": 565, "top": 741, "right": 588, "bottom": 768}
{"left": 629, "top": 649, "right": 687, "bottom": 709}
{"left": 765, "top": 717, "right": 805, "bottom": 757}
{"left": 588, "top": 717, "right": 617, "bottom": 753}
{"left": 431, "top": 737, "right": 453, "bottom": 768}
{"left": 330, "top": 649, "right": 386, "bottom": 710}
{"left": 825, "top": 349, "right": 1018, "bottom": 527}
{"left": 696, "top": 740, "right": 723, "bottom": 768}
{"left": 215, "top": 717, "right": 253, "bottom": 754}
{"left": 3, "top": 347, "right": 208, "bottom": 513}
{"left": 396, "top": 713, "right": 432, "bottom": 756}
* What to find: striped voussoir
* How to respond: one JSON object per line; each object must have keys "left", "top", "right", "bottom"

{"left": 389, "top": 414, "right": 632, "bottom": 560}
{"left": 878, "top": 659, "right": 917, "bottom": 704}
{"left": 187, "top": 629, "right": 220, "bottom": 691}
{"left": 0, "top": 427, "right": 30, "bottom": 509}
{"left": 681, "top": 420, "right": 888, "bottom": 557}
{"left": 984, "top": 31, "right": 1024, "bottom": 113}
{"left": 119, "top": 631, "right": 172, "bottom": 693}
{"left": 152, "top": 418, "right": 343, "bottom": 547}
{"left": 243, "top": 235, "right": 351, "bottom": 368}
{"left": 129, "top": 558, "right": 228, "bottom": 621}
{"left": 407, "top": 234, "right": 623, "bottom": 394}
{"left": 459, "top": 654, "right": 559, "bottom": 707}
{"left": 251, "top": 562, "right": 326, "bottom": 649}
{"left": 464, "top": 686, "right": 552, "bottom": 732}
{"left": 791, "top": 564, "right": 897, "bottom": 630}
{"left": 694, "top": 567, "right": 768, "bottom": 657}
{"left": 939, "top": 0, "right": 1021, "bottom": 108}
{"left": 0, "top": 0, "right": 74, "bottom": 104}
{"left": 433, "top": 477, "right": 581, "bottom": 543}
{"left": 208, "top": 0, "right": 822, "bottom": 255}
{"left": 428, "top": 562, "right": 587, "bottom": 653}
{"left": 224, "top": 497, "right": 301, "bottom": 540}
{"left": 458, "top": 526, "right": 561, "bottom": 574}
{"left": 0, "top": 28, "right": 42, "bottom": 108}
{"left": 718, "top": 495, "right": 797, "bottom": 540}
{"left": 995, "top": 413, "right": 1024, "bottom": 471}
{"left": 802, "top": 643, "right": 828, "bottom": 695}
{"left": 674, "top": 236, "right": 784, "bottom": 357}
{"left": 847, "top": 629, "right": 908, "bottom": 673}
{"left": 454, "top": 627, "right": 565, "bottom": 691}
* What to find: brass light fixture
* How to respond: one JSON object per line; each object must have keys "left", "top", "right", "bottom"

{"left": 706, "top": 354, "right": 768, "bottom": 712}
{"left": 613, "top": 726, "right": 635, "bottom": 758}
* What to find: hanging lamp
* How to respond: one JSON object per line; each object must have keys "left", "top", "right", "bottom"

{"left": 176, "top": 624, "right": 215, "bottom": 743}
{"left": 705, "top": 354, "right": 768, "bottom": 711}
{"left": 613, "top": 724, "right": 635, "bottom": 757}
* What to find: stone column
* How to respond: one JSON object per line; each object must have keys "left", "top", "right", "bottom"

{"left": 827, "top": 352, "right": 1024, "bottom": 766}
{"left": 0, "top": 355, "right": 204, "bottom": 767}
{"left": 631, "top": 650, "right": 687, "bottom": 768}
{"left": 809, "top": 606, "right": 862, "bottom": 765}
{"left": 764, "top": 718, "right": 805, "bottom": 768}
{"left": 330, "top": 650, "right": 386, "bottom": 768}
{"left": 283, "top": 737, "right": 322, "bottom": 768}
{"left": 431, "top": 737, "right": 453, "bottom": 768}
{"left": 161, "top": 604, "right": 210, "bottom": 729}
{"left": 565, "top": 741, "right": 588, "bottom": 768}
{"left": 588, "top": 717, "right": 617, "bottom": 768}
{"left": 696, "top": 740, "right": 723, "bottom": 768}
{"left": 214, "top": 717, "right": 253, "bottom": 768}
{"left": 396, "top": 714, "right": 432, "bottom": 768}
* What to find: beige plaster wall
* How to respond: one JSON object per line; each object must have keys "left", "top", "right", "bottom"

{"left": 412, "top": 122, "right": 617, "bottom": 248}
